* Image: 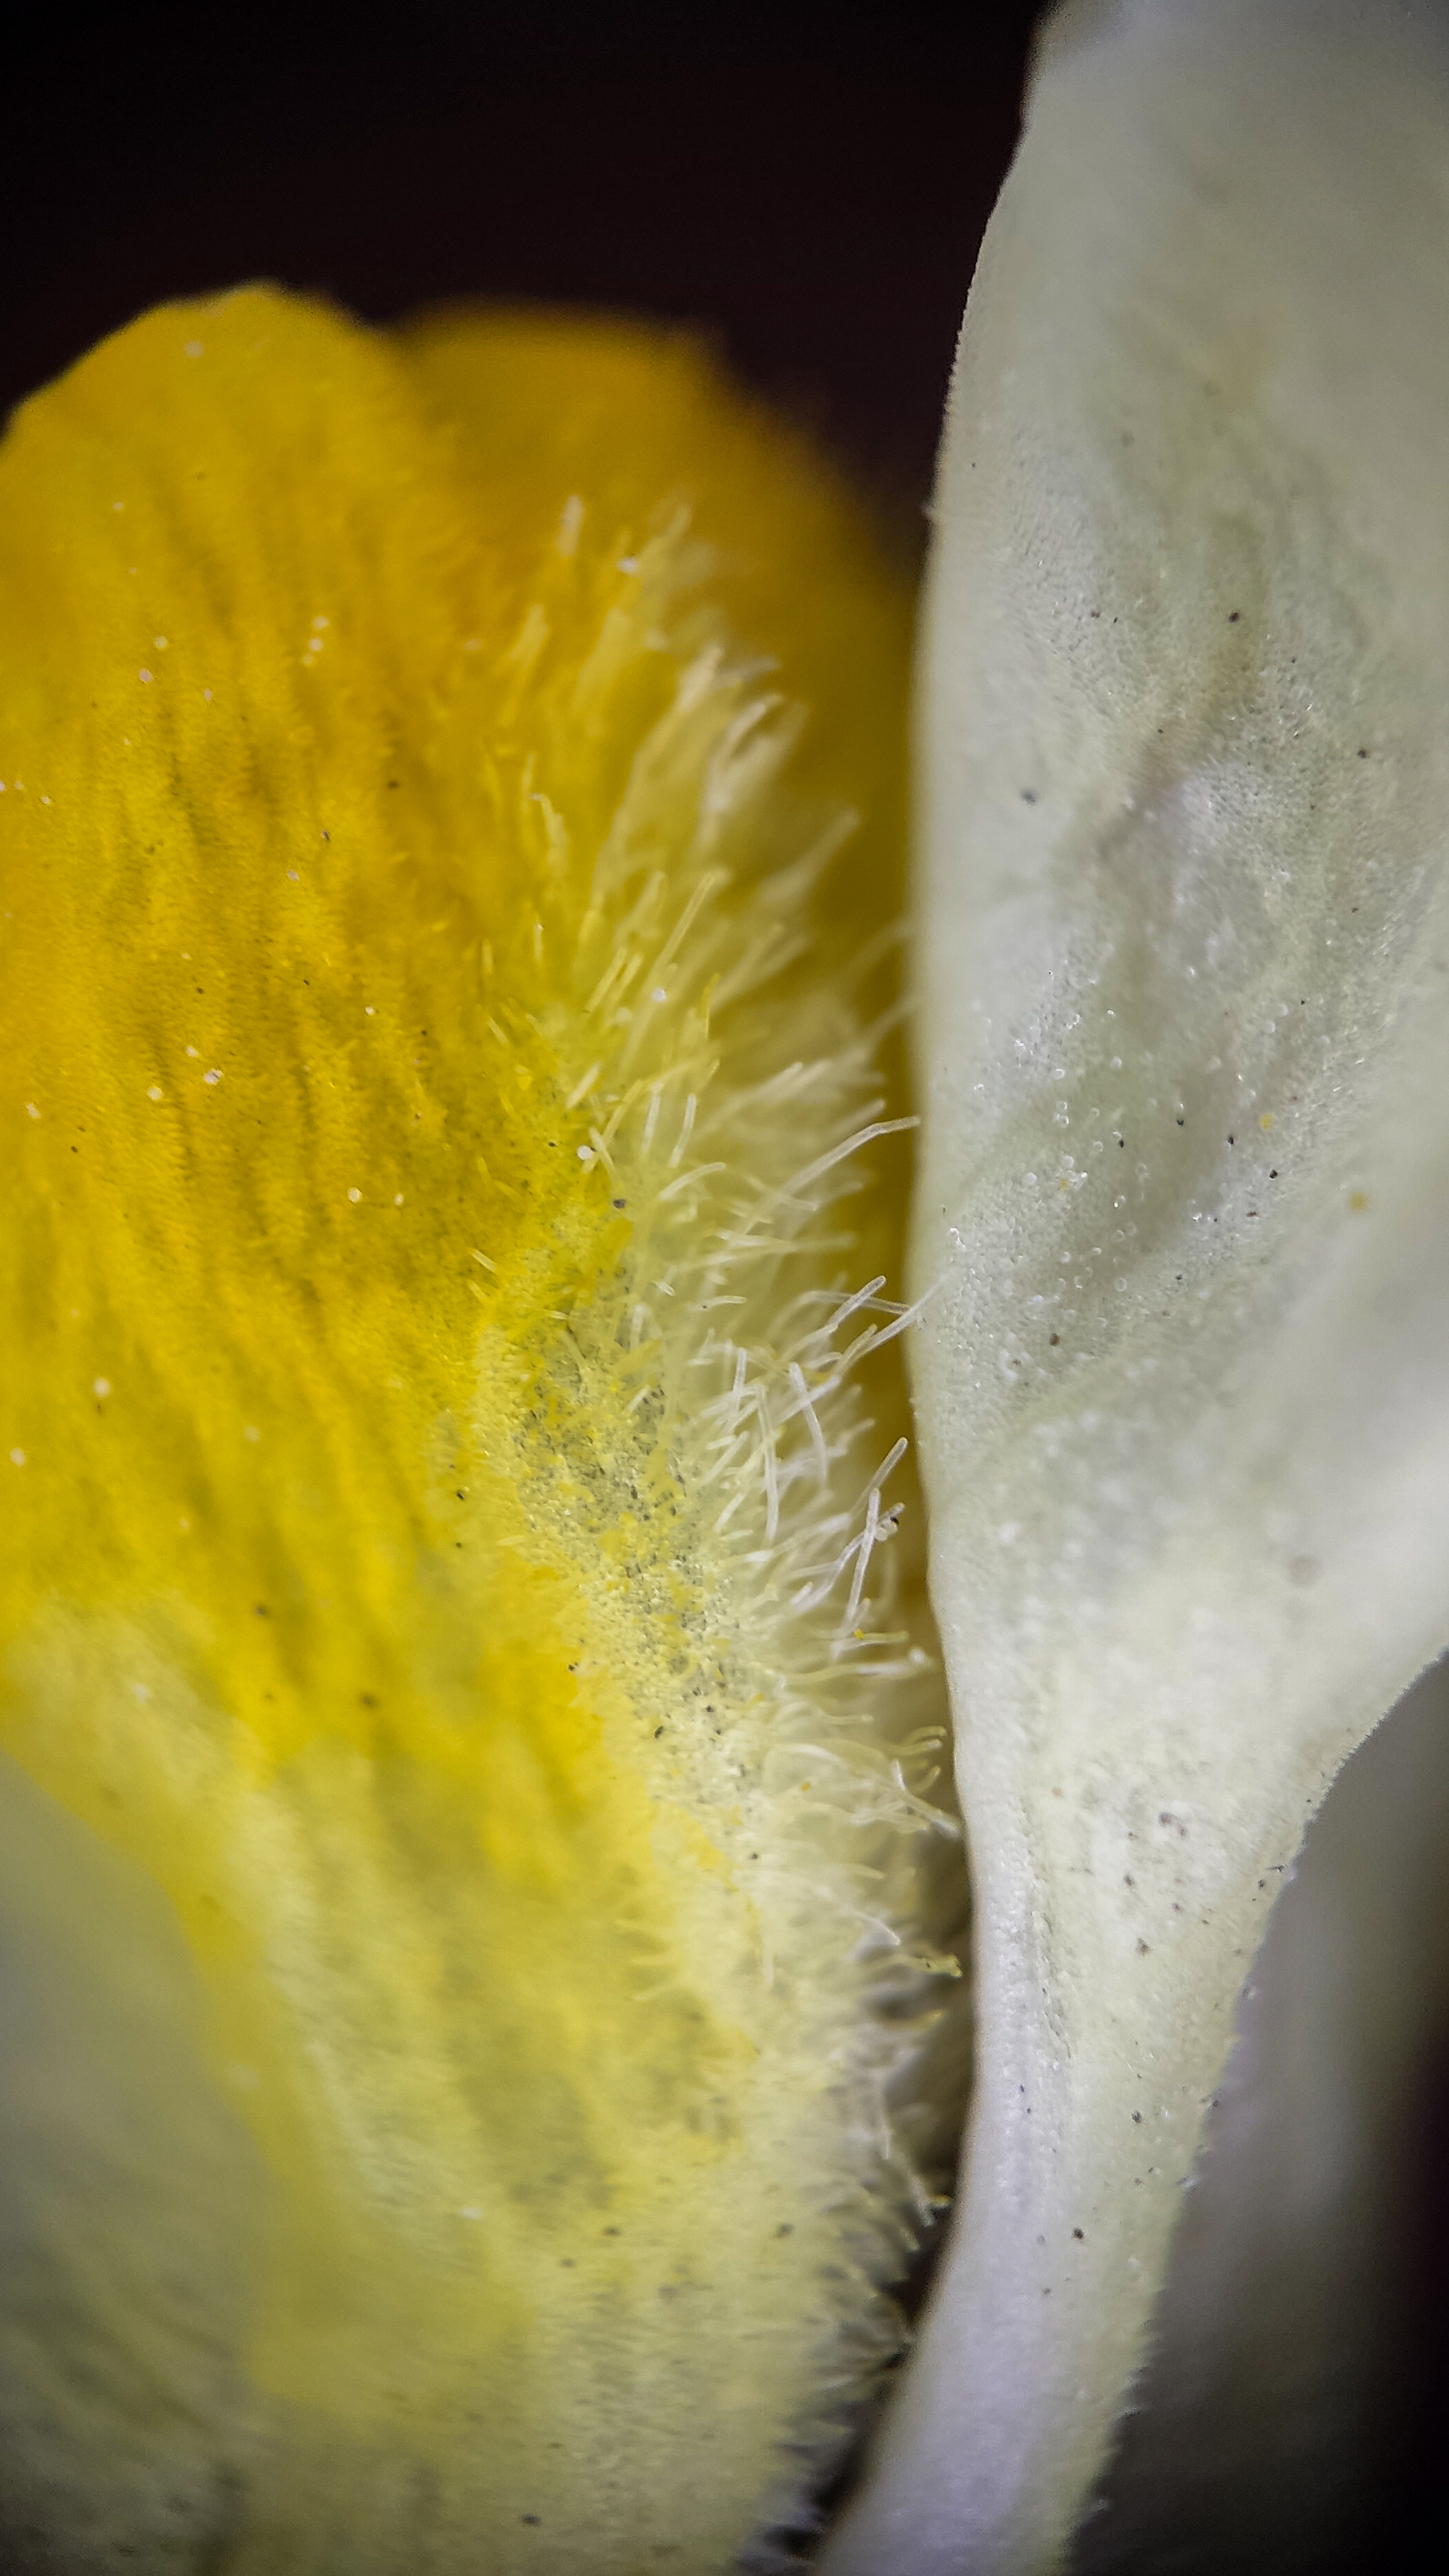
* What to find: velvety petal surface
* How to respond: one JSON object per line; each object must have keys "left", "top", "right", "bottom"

{"left": 0, "top": 291, "right": 964, "bottom": 2573}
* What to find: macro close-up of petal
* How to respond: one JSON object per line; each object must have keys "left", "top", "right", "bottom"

{"left": 825, "top": 1, "right": 1449, "bottom": 2569}
{"left": 0, "top": 292, "right": 969, "bottom": 2570}
{"left": 4, "top": 2, "right": 1449, "bottom": 2571}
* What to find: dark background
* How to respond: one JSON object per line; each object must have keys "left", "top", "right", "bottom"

{"left": 0, "top": 0, "right": 1042, "bottom": 545}
{"left": 4, "top": 4, "right": 1445, "bottom": 2570}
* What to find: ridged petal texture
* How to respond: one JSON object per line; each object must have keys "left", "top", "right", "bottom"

{"left": 0, "top": 290, "right": 964, "bottom": 2573}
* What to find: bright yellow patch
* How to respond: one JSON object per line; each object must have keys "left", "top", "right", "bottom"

{"left": 0, "top": 290, "right": 955, "bottom": 2570}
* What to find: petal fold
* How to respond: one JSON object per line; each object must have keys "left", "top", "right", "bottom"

{"left": 826, "top": 4, "right": 1449, "bottom": 2568}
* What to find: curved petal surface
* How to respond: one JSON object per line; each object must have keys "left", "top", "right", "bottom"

{"left": 827, "top": 4, "right": 1449, "bottom": 2567}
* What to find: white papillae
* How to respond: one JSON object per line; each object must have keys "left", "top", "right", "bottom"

{"left": 823, "top": 3, "right": 1449, "bottom": 2569}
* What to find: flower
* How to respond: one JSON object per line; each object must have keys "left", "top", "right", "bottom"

{"left": 13, "top": 9, "right": 1444, "bottom": 2564}
{"left": 0, "top": 289, "right": 967, "bottom": 2568}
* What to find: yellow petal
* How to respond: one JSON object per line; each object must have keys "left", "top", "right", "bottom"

{"left": 0, "top": 289, "right": 962, "bottom": 2568}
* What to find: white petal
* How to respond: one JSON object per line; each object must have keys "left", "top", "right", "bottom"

{"left": 826, "top": 3, "right": 1449, "bottom": 2567}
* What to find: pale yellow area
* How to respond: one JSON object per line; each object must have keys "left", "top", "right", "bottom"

{"left": 0, "top": 290, "right": 940, "bottom": 2570}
